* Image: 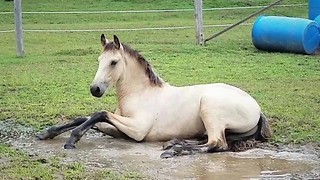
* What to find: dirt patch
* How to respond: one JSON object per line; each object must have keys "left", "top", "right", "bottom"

{"left": 8, "top": 132, "right": 320, "bottom": 179}
{"left": 1, "top": 120, "right": 319, "bottom": 179}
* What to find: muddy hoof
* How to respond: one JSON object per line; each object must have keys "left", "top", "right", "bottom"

{"left": 162, "top": 142, "right": 174, "bottom": 150}
{"left": 162, "top": 138, "right": 184, "bottom": 150}
{"left": 207, "top": 146, "right": 229, "bottom": 153}
{"left": 35, "top": 133, "right": 47, "bottom": 140}
{"left": 36, "top": 126, "right": 60, "bottom": 140}
{"left": 36, "top": 131, "right": 54, "bottom": 140}
{"left": 160, "top": 151, "right": 174, "bottom": 159}
{"left": 64, "top": 144, "right": 76, "bottom": 149}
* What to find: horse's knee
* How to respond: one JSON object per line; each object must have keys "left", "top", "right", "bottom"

{"left": 91, "top": 111, "right": 108, "bottom": 119}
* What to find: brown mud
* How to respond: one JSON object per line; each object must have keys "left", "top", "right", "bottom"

{"left": 10, "top": 130, "right": 320, "bottom": 180}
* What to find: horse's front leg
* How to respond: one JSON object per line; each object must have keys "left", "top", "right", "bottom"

{"left": 64, "top": 111, "right": 108, "bottom": 149}
{"left": 106, "top": 112, "right": 153, "bottom": 142}
{"left": 64, "top": 111, "right": 152, "bottom": 149}
{"left": 36, "top": 117, "right": 88, "bottom": 140}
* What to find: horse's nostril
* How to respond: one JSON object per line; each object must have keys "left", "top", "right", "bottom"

{"left": 90, "top": 85, "right": 100, "bottom": 96}
{"left": 95, "top": 87, "right": 100, "bottom": 93}
{"left": 90, "top": 85, "right": 104, "bottom": 97}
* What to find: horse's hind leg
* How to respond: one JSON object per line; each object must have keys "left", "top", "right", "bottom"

{"left": 198, "top": 98, "right": 231, "bottom": 151}
{"left": 161, "top": 142, "right": 227, "bottom": 158}
{"left": 36, "top": 117, "right": 88, "bottom": 140}
{"left": 162, "top": 136, "right": 208, "bottom": 150}
{"left": 160, "top": 138, "right": 208, "bottom": 158}
{"left": 160, "top": 137, "right": 228, "bottom": 158}
{"left": 160, "top": 134, "right": 228, "bottom": 158}
{"left": 161, "top": 102, "right": 229, "bottom": 158}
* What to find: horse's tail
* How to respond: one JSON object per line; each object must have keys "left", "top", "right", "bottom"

{"left": 255, "top": 112, "right": 272, "bottom": 142}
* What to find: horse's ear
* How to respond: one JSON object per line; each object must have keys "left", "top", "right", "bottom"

{"left": 113, "top": 35, "right": 122, "bottom": 49}
{"left": 101, "top": 34, "right": 109, "bottom": 47}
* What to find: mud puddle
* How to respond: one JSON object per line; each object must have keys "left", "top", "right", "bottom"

{"left": 10, "top": 131, "right": 320, "bottom": 180}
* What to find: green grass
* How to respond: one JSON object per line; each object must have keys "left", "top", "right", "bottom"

{"left": 0, "top": 144, "right": 142, "bottom": 179}
{"left": 0, "top": 0, "right": 319, "bottom": 179}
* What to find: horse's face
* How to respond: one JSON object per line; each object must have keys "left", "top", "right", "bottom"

{"left": 90, "top": 34, "right": 125, "bottom": 97}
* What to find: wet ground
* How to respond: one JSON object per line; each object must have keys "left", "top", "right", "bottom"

{"left": 1, "top": 120, "right": 320, "bottom": 179}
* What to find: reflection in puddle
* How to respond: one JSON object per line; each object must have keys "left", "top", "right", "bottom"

{"left": 12, "top": 134, "right": 320, "bottom": 179}
{"left": 172, "top": 155, "right": 312, "bottom": 179}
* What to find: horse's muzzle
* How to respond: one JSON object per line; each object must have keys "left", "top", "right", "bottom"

{"left": 90, "top": 85, "right": 104, "bottom": 97}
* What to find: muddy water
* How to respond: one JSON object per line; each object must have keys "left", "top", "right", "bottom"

{"left": 11, "top": 132, "right": 320, "bottom": 180}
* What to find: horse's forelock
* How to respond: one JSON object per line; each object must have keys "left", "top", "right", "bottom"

{"left": 104, "top": 42, "right": 116, "bottom": 51}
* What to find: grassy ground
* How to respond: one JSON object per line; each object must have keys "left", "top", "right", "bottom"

{"left": 0, "top": 0, "right": 319, "bottom": 179}
{"left": 0, "top": 144, "right": 141, "bottom": 179}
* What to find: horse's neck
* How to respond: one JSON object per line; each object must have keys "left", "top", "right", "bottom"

{"left": 115, "top": 55, "right": 154, "bottom": 101}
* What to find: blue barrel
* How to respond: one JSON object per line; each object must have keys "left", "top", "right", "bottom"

{"left": 309, "top": 0, "right": 320, "bottom": 20}
{"left": 252, "top": 16, "right": 320, "bottom": 55}
{"left": 315, "top": 15, "right": 320, "bottom": 24}
{"left": 314, "top": 15, "right": 320, "bottom": 49}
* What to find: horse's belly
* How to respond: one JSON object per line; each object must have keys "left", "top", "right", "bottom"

{"left": 144, "top": 116, "right": 205, "bottom": 141}
{"left": 144, "top": 109, "right": 205, "bottom": 141}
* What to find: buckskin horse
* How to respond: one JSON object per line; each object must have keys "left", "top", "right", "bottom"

{"left": 37, "top": 34, "right": 272, "bottom": 158}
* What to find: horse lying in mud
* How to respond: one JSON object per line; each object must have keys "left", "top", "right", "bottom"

{"left": 37, "top": 34, "right": 272, "bottom": 158}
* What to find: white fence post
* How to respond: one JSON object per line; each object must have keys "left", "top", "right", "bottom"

{"left": 14, "top": 0, "right": 24, "bottom": 57}
{"left": 194, "top": 0, "right": 204, "bottom": 45}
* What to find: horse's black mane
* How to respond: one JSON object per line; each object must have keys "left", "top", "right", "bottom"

{"left": 104, "top": 42, "right": 163, "bottom": 87}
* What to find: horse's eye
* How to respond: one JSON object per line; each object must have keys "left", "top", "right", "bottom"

{"left": 110, "top": 60, "right": 118, "bottom": 66}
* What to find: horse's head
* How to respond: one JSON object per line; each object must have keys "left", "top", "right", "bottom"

{"left": 90, "top": 34, "right": 125, "bottom": 97}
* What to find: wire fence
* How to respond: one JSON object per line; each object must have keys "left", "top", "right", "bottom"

{"left": 0, "top": 4, "right": 306, "bottom": 14}
{"left": 0, "top": 23, "right": 254, "bottom": 33}
{"left": 0, "top": 3, "right": 306, "bottom": 33}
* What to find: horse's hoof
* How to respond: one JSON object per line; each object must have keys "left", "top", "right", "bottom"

{"left": 160, "top": 151, "right": 174, "bottom": 159}
{"left": 162, "top": 138, "right": 183, "bottom": 150}
{"left": 64, "top": 144, "right": 76, "bottom": 149}
{"left": 35, "top": 134, "right": 46, "bottom": 140}
{"left": 36, "top": 131, "right": 51, "bottom": 140}
{"left": 207, "top": 146, "right": 229, "bottom": 153}
{"left": 36, "top": 127, "right": 59, "bottom": 140}
{"left": 162, "top": 142, "right": 174, "bottom": 150}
